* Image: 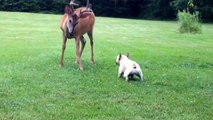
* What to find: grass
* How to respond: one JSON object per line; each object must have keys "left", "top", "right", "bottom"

{"left": 0, "top": 11, "right": 213, "bottom": 120}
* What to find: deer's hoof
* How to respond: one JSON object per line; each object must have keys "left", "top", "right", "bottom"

{"left": 79, "top": 67, "right": 84, "bottom": 71}
{"left": 59, "top": 64, "right": 63, "bottom": 68}
{"left": 75, "top": 60, "right": 80, "bottom": 64}
{"left": 79, "top": 64, "right": 84, "bottom": 71}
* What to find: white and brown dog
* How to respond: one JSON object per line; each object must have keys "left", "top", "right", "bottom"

{"left": 116, "top": 53, "right": 143, "bottom": 81}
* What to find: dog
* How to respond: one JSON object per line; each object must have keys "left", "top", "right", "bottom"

{"left": 116, "top": 53, "right": 143, "bottom": 81}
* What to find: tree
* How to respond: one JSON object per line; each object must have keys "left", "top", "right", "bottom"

{"left": 0, "top": 0, "right": 212, "bottom": 21}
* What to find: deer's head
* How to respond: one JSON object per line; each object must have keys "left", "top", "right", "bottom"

{"left": 66, "top": 0, "right": 79, "bottom": 35}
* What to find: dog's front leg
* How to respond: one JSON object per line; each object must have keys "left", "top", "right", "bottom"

{"left": 124, "top": 68, "right": 132, "bottom": 81}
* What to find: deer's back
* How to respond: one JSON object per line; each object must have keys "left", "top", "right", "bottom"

{"left": 73, "top": 7, "right": 95, "bottom": 36}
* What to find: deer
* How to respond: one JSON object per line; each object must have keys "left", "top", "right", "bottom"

{"left": 59, "top": 0, "right": 95, "bottom": 70}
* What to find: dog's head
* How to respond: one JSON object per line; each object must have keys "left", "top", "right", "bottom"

{"left": 116, "top": 53, "right": 129, "bottom": 65}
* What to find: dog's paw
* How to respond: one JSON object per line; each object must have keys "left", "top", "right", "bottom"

{"left": 125, "top": 77, "right": 129, "bottom": 82}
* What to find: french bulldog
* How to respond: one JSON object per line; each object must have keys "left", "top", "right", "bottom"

{"left": 116, "top": 53, "right": 143, "bottom": 81}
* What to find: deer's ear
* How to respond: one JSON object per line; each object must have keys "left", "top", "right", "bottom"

{"left": 65, "top": 5, "right": 71, "bottom": 14}
{"left": 126, "top": 53, "right": 129, "bottom": 58}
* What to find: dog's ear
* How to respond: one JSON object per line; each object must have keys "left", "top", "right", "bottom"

{"left": 126, "top": 53, "right": 129, "bottom": 58}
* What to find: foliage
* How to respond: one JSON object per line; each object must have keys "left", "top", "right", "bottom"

{"left": 0, "top": 11, "right": 213, "bottom": 119}
{"left": 0, "top": 0, "right": 67, "bottom": 13}
{"left": 178, "top": 10, "right": 201, "bottom": 33}
{"left": 177, "top": 0, "right": 201, "bottom": 33}
{"left": 171, "top": 0, "right": 213, "bottom": 21}
{"left": 0, "top": 0, "right": 212, "bottom": 21}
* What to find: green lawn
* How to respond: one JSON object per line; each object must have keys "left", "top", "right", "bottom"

{"left": 0, "top": 11, "right": 213, "bottom": 120}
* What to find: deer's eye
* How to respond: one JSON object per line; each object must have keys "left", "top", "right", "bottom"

{"left": 69, "top": 20, "right": 72, "bottom": 23}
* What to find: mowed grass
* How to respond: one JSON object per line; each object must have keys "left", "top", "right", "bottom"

{"left": 0, "top": 11, "right": 213, "bottom": 120}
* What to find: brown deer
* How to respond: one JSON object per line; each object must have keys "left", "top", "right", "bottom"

{"left": 59, "top": 0, "right": 95, "bottom": 70}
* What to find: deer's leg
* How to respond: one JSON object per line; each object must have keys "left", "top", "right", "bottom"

{"left": 88, "top": 32, "right": 94, "bottom": 64}
{"left": 80, "top": 36, "right": 86, "bottom": 58}
{"left": 75, "top": 36, "right": 83, "bottom": 70}
{"left": 59, "top": 34, "right": 67, "bottom": 67}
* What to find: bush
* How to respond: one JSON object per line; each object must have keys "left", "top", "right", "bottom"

{"left": 178, "top": 10, "right": 201, "bottom": 33}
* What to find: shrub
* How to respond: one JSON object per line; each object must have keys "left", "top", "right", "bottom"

{"left": 177, "top": 0, "right": 201, "bottom": 34}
